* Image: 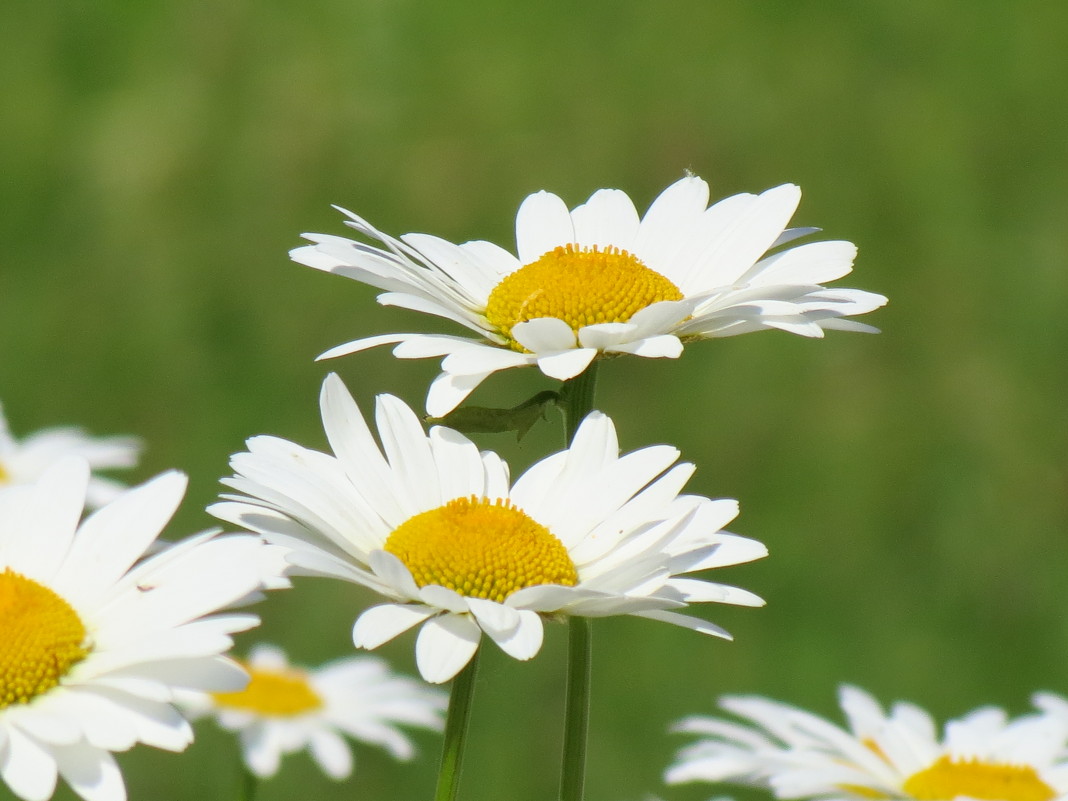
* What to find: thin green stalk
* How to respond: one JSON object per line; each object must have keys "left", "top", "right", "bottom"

{"left": 561, "top": 363, "right": 600, "bottom": 444}
{"left": 239, "top": 764, "right": 258, "bottom": 801}
{"left": 558, "top": 363, "right": 600, "bottom": 801}
{"left": 434, "top": 651, "right": 481, "bottom": 801}
{"left": 560, "top": 616, "right": 592, "bottom": 801}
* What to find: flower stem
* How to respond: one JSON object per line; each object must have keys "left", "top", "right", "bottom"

{"left": 239, "top": 765, "right": 258, "bottom": 801}
{"left": 561, "top": 616, "right": 592, "bottom": 801}
{"left": 558, "top": 362, "right": 600, "bottom": 801}
{"left": 434, "top": 651, "right": 481, "bottom": 801}
{"left": 560, "top": 362, "right": 600, "bottom": 444}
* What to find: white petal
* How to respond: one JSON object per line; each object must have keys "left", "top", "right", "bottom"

{"left": 534, "top": 348, "right": 598, "bottom": 380}
{"left": 489, "top": 608, "right": 544, "bottom": 661}
{"left": 426, "top": 371, "right": 495, "bottom": 418}
{"left": 465, "top": 597, "right": 520, "bottom": 637}
{"left": 54, "top": 746, "right": 126, "bottom": 801}
{"left": 515, "top": 191, "right": 575, "bottom": 264}
{"left": 633, "top": 176, "right": 711, "bottom": 273}
{"left": 512, "top": 318, "right": 578, "bottom": 353}
{"left": 1, "top": 727, "right": 58, "bottom": 801}
{"left": 317, "top": 333, "right": 414, "bottom": 361}
{"left": 242, "top": 724, "right": 282, "bottom": 778}
{"left": 632, "top": 609, "right": 732, "bottom": 639}
{"left": 57, "top": 471, "right": 187, "bottom": 608}
{"left": 3, "top": 458, "right": 88, "bottom": 581}
{"left": 353, "top": 604, "right": 437, "bottom": 649}
{"left": 374, "top": 395, "right": 440, "bottom": 513}
{"left": 570, "top": 188, "right": 640, "bottom": 250}
{"left": 606, "top": 335, "right": 683, "bottom": 358}
{"left": 309, "top": 729, "right": 353, "bottom": 780}
{"left": 415, "top": 614, "right": 481, "bottom": 684}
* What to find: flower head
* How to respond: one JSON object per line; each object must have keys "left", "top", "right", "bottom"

{"left": 183, "top": 644, "right": 445, "bottom": 780}
{"left": 666, "top": 685, "right": 1068, "bottom": 801}
{"left": 210, "top": 374, "right": 767, "bottom": 683}
{"left": 292, "top": 176, "right": 887, "bottom": 415}
{"left": 0, "top": 403, "right": 141, "bottom": 508}
{"left": 0, "top": 458, "right": 272, "bottom": 801}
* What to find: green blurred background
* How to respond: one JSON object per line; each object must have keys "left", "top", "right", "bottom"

{"left": 3, "top": 0, "right": 1068, "bottom": 799}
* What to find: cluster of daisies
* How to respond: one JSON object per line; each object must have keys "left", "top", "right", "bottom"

{"left": 26, "top": 174, "right": 1066, "bottom": 801}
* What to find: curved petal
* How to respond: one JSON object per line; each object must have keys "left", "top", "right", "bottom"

{"left": 515, "top": 191, "right": 575, "bottom": 264}
{"left": 415, "top": 614, "right": 481, "bottom": 684}
{"left": 353, "top": 604, "right": 437, "bottom": 649}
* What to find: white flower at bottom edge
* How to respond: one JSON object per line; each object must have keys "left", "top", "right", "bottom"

{"left": 209, "top": 373, "right": 768, "bottom": 684}
{"left": 0, "top": 458, "right": 273, "bottom": 801}
{"left": 291, "top": 175, "right": 887, "bottom": 416}
{"left": 182, "top": 643, "right": 445, "bottom": 780}
{"left": 0, "top": 402, "right": 140, "bottom": 508}
{"left": 666, "top": 685, "right": 1068, "bottom": 801}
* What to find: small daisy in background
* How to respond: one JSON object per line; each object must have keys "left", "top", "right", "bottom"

{"left": 0, "top": 403, "right": 141, "bottom": 508}
{"left": 666, "top": 685, "right": 1068, "bottom": 801}
{"left": 292, "top": 175, "right": 887, "bottom": 415}
{"left": 0, "top": 458, "right": 274, "bottom": 801}
{"left": 209, "top": 373, "right": 767, "bottom": 684}
{"left": 184, "top": 644, "right": 445, "bottom": 781}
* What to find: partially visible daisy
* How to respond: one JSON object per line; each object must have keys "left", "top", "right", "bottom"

{"left": 292, "top": 175, "right": 887, "bottom": 415}
{"left": 0, "top": 403, "right": 140, "bottom": 507}
{"left": 184, "top": 643, "right": 445, "bottom": 780}
{"left": 209, "top": 373, "right": 767, "bottom": 684}
{"left": 0, "top": 458, "right": 272, "bottom": 801}
{"left": 666, "top": 685, "right": 1068, "bottom": 801}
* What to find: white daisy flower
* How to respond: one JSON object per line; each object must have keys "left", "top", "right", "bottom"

{"left": 0, "top": 403, "right": 141, "bottom": 508}
{"left": 292, "top": 175, "right": 888, "bottom": 416}
{"left": 184, "top": 643, "right": 445, "bottom": 780}
{"left": 209, "top": 373, "right": 767, "bottom": 684}
{"left": 0, "top": 458, "right": 272, "bottom": 801}
{"left": 666, "top": 685, "right": 1068, "bottom": 801}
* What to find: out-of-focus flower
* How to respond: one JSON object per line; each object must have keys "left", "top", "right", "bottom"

{"left": 666, "top": 685, "right": 1068, "bottom": 801}
{"left": 185, "top": 644, "right": 445, "bottom": 779}
{"left": 0, "top": 403, "right": 140, "bottom": 507}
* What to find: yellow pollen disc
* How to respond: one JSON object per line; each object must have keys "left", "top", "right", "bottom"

{"left": 0, "top": 462, "right": 9, "bottom": 484}
{"left": 484, "top": 244, "right": 684, "bottom": 351}
{"left": 383, "top": 495, "right": 578, "bottom": 603}
{"left": 212, "top": 665, "right": 323, "bottom": 717}
{"left": 0, "top": 567, "right": 90, "bottom": 709}
{"left": 902, "top": 756, "right": 1056, "bottom": 801}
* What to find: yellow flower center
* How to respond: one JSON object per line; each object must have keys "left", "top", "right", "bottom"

{"left": 0, "top": 461, "right": 10, "bottom": 484}
{"left": 902, "top": 756, "right": 1056, "bottom": 801}
{"left": 383, "top": 496, "right": 578, "bottom": 603}
{"left": 484, "top": 244, "right": 684, "bottom": 351}
{"left": 212, "top": 664, "right": 323, "bottom": 717}
{"left": 0, "top": 567, "right": 90, "bottom": 709}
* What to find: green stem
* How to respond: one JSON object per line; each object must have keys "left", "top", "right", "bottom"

{"left": 558, "top": 362, "right": 600, "bottom": 801}
{"left": 561, "top": 362, "right": 600, "bottom": 444}
{"left": 560, "top": 616, "right": 593, "bottom": 801}
{"left": 434, "top": 651, "right": 481, "bottom": 801}
{"left": 239, "top": 765, "right": 258, "bottom": 801}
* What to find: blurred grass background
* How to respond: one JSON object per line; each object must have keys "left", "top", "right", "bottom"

{"left": 3, "top": 0, "right": 1068, "bottom": 799}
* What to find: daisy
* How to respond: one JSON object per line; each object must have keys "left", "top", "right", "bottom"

{"left": 0, "top": 458, "right": 273, "bottom": 801}
{"left": 291, "top": 175, "right": 888, "bottom": 415}
{"left": 209, "top": 373, "right": 767, "bottom": 684}
{"left": 184, "top": 643, "right": 445, "bottom": 780}
{"left": 666, "top": 685, "right": 1068, "bottom": 801}
{"left": 0, "top": 403, "right": 141, "bottom": 508}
